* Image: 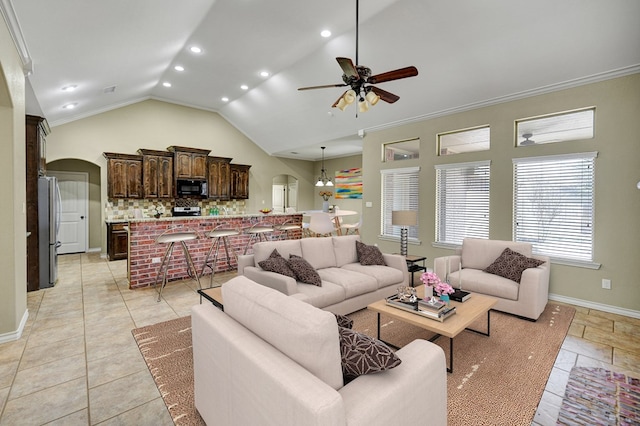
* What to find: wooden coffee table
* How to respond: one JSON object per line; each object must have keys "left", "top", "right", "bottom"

{"left": 367, "top": 289, "right": 497, "bottom": 373}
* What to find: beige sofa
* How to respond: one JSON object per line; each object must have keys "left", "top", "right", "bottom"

{"left": 434, "top": 238, "right": 550, "bottom": 320}
{"left": 192, "top": 275, "right": 447, "bottom": 426}
{"left": 237, "top": 235, "right": 408, "bottom": 315}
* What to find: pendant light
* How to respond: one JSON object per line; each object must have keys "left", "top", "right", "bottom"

{"left": 315, "top": 147, "right": 334, "bottom": 187}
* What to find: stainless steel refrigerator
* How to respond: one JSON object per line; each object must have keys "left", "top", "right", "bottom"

{"left": 38, "top": 176, "right": 61, "bottom": 288}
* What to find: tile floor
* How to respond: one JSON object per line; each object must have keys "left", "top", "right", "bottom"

{"left": 0, "top": 252, "right": 638, "bottom": 425}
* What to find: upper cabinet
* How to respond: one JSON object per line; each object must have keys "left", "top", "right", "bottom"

{"left": 103, "top": 152, "right": 143, "bottom": 199}
{"left": 168, "top": 146, "right": 210, "bottom": 180}
{"left": 138, "top": 149, "right": 173, "bottom": 198}
{"left": 208, "top": 156, "right": 232, "bottom": 200}
{"left": 230, "top": 164, "right": 251, "bottom": 199}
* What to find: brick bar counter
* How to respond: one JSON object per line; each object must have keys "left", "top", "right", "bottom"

{"left": 126, "top": 213, "right": 302, "bottom": 289}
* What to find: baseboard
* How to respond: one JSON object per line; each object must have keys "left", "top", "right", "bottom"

{"left": 87, "top": 247, "right": 101, "bottom": 253}
{"left": 549, "top": 293, "right": 640, "bottom": 319}
{"left": 0, "top": 309, "right": 29, "bottom": 344}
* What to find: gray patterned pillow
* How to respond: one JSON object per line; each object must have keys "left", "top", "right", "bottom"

{"left": 258, "top": 249, "right": 296, "bottom": 279}
{"left": 338, "top": 327, "right": 401, "bottom": 382}
{"left": 334, "top": 313, "right": 353, "bottom": 329}
{"left": 483, "top": 247, "right": 545, "bottom": 283}
{"left": 287, "top": 255, "right": 322, "bottom": 286}
{"left": 355, "top": 240, "right": 386, "bottom": 266}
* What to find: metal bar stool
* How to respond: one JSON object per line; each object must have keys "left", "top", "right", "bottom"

{"left": 200, "top": 223, "right": 240, "bottom": 288}
{"left": 243, "top": 221, "right": 275, "bottom": 254}
{"left": 273, "top": 219, "right": 302, "bottom": 240}
{"left": 154, "top": 228, "right": 201, "bottom": 302}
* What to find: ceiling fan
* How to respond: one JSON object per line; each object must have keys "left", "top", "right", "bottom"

{"left": 298, "top": 0, "right": 418, "bottom": 112}
{"left": 520, "top": 133, "right": 536, "bottom": 146}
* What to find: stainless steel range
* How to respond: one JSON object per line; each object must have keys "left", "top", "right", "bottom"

{"left": 172, "top": 206, "right": 202, "bottom": 217}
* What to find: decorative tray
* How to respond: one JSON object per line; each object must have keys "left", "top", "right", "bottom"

{"left": 385, "top": 295, "right": 456, "bottom": 322}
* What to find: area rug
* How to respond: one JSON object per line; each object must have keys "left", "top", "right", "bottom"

{"left": 557, "top": 367, "right": 640, "bottom": 425}
{"left": 133, "top": 302, "right": 574, "bottom": 426}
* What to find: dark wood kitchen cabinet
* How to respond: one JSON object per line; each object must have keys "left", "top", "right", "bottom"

{"left": 230, "top": 164, "right": 251, "bottom": 199}
{"left": 168, "top": 146, "right": 210, "bottom": 180}
{"left": 103, "top": 152, "right": 143, "bottom": 199}
{"left": 106, "top": 222, "right": 128, "bottom": 260}
{"left": 138, "top": 149, "right": 173, "bottom": 198}
{"left": 25, "top": 115, "right": 50, "bottom": 291}
{"left": 207, "top": 156, "right": 232, "bottom": 200}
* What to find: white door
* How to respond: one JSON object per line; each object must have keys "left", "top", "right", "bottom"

{"left": 49, "top": 171, "right": 88, "bottom": 254}
{"left": 287, "top": 181, "right": 298, "bottom": 211}
{"left": 272, "top": 184, "right": 285, "bottom": 213}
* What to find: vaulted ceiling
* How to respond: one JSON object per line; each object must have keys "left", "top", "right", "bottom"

{"left": 8, "top": 0, "right": 640, "bottom": 160}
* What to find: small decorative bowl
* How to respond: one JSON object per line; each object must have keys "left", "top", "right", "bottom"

{"left": 259, "top": 208, "right": 272, "bottom": 214}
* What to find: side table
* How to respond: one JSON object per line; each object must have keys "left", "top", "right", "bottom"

{"left": 198, "top": 287, "right": 224, "bottom": 311}
{"left": 404, "top": 255, "right": 427, "bottom": 287}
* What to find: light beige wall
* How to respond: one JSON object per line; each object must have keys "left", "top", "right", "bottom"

{"left": 315, "top": 155, "right": 363, "bottom": 225}
{"left": 0, "top": 17, "right": 27, "bottom": 336}
{"left": 46, "top": 99, "right": 318, "bottom": 253}
{"left": 48, "top": 159, "right": 102, "bottom": 250}
{"left": 361, "top": 74, "right": 640, "bottom": 313}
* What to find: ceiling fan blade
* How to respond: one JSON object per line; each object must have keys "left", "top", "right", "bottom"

{"left": 370, "top": 86, "right": 400, "bottom": 104}
{"left": 336, "top": 57, "right": 360, "bottom": 80}
{"left": 368, "top": 66, "right": 418, "bottom": 84}
{"left": 298, "top": 83, "right": 347, "bottom": 91}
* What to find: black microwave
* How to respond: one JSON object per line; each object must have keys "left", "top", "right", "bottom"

{"left": 176, "top": 179, "right": 207, "bottom": 197}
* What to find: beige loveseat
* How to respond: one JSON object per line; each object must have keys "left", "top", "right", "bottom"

{"left": 434, "top": 238, "right": 550, "bottom": 321}
{"left": 192, "top": 275, "right": 447, "bottom": 426}
{"left": 237, "top": 235, "right": 408, "bottom": 315}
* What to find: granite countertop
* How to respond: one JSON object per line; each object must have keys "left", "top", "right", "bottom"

{"left": 106, "top": 212, "right": 299, "bottom": 224}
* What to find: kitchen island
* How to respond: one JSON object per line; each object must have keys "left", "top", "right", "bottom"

{"left": 125, "top": 213, "right": 302, "bottom": 289}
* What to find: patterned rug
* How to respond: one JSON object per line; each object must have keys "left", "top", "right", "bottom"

{"left": 132, "top": 302, "right": 574, "bottom": 426}
{"left": 557, "top": 367, "right": 640, "bottom": 425}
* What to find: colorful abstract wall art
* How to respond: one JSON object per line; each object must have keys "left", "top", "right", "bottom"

{"left": 335, "top": 168, "right": 362, "bottom": 199}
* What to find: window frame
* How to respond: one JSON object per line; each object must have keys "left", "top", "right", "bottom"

{"left": 513, "top": 152, "right": 600, "bottom": 269}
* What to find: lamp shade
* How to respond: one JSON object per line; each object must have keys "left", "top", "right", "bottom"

{"left": 392, "top": 210, "right": 418, "bottom": 226}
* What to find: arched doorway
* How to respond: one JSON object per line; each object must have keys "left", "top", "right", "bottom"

{"left": 272, "top": 175, "right": 298, "bottom": 213}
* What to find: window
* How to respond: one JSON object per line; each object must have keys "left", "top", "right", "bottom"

{"left": 516, "top": 108, "right": 595, "bottom": 147}
{"left": 438, "top": 126, "right": 490, "bottom": 156}
{"left": 383, "top": 138, "right": 420, "bottom": 162}
{"left": 381, "top": 167, "right": 419, "bottom": 240}
{"left": 513, "top": 152, "right": 598, "bottom": 267}
{"left": 435, "top": 161, "right": 490, "bottom": 246}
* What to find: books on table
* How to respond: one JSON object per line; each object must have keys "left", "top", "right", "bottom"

{"left": 385, "top": 296, "right": 456, "bottom": 322}
{"left": 450, "top": 289, "right": 471, "bottom": 302}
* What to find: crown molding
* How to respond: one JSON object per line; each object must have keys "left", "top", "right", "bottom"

{"left": 0, "top": 0, "right": 32, "bottom": 75}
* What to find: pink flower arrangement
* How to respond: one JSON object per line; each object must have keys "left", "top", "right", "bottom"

{"left": 420, "top": 271, "right": 454, "bottom": 296}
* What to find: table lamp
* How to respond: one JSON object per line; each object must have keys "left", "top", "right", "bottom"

{"left": 392, "top": 210, "right": 418, "bottom": 256}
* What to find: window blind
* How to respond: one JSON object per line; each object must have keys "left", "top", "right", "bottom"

{"left": 381, "top": 167, "right": 419, "bottom": 239}
{"left": 513, "top": 152, "right": 597, "bottom": 263}
{"left": 435, "top": 161, "right": 490, "bottom": 245}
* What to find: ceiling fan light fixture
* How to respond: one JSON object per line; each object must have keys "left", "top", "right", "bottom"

{"left": 358, "top": 98, "right": 369, "bottom": 113}
{"left": 365, "top": 90, "right": 380, "bottom": 105}
{"left": 336, "top": 97, "right": 348, "bottom": 111}
{"left": 344, "top": 89, "right": 357, "bottom": 104}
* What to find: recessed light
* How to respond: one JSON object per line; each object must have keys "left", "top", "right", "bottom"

{"left": 260, "top": 71, "right": 270, "bottom": 78}
{"left": 240, "top": 84, "right": 249, "bottom": 90}
{"left": 190, "top": 46, "right": 202, "bottom": 53}
{"left": 62, "top": 103, "right": 77, "bottom": 110}
{"left": 221, "top": 97, "right": 229, "bottom": 102}
{"left": 174, "top": 65, "right": 185, "bottom": 71}
{"left": 162, "top": 82, "right": 172, "bottom": 88}
{"left": 61, "top": 85, "right": 77, "bottom": 92}
{"left": 320, "top": 30, "right": 331, "bottom": 38}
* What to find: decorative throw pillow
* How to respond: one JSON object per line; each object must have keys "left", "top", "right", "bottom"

{"left": 287, "top": 255, "right": 322, "bottom": 286}
{"left": 257, "top": 249, "right": 296, "bottom": 279}
{"left": 483, "top": 247, "right": 545, "bottom": 283}
{"left": 355, "top": 240, "right": 386, "bottom": 266}
{"left": 334, "top": 313, "right": 353, "bottom": 329}
{"left": 338, "top": 326, "right": 401, "bottom": 382}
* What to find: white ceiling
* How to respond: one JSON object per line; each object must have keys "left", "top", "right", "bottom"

{"left": 8, "top": 0, "right": 640, "bottom": 161}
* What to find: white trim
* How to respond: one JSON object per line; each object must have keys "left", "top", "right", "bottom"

{"left": 87, "top": 247, "right": 101, "bottom": 253}
{"left": 434, "top": 160, "right": 491, "bottom": 170}
{"left": 512, "top": 151, "right": 598, "bottom": 164}
{"left": 549, "top": 293, "right": 640, "bottom": 320}
{"left": 380, "top": 166, "right": 420, "bottom": 175}
{"left": 0, "top": 0, "right": 32, "bottom": 74}
{"left": 0, "top": 309, "right": 29, "bottom": 344}
{"left": 363, "top": 65, "right": 640, "bottom": 134}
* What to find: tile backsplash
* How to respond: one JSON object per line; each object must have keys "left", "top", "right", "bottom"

{"left": 105, "top": 199, "right": 246, "bottom": 220}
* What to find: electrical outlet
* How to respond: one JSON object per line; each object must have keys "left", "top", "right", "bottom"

{"left": 602, "top": 279, "right": 611, "bottom": 290}
{"left": 366, "top": 201, "right": 373, "bottom": 208}
{"left": 152, "top": 257, "right": 161, "bottom": 264}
